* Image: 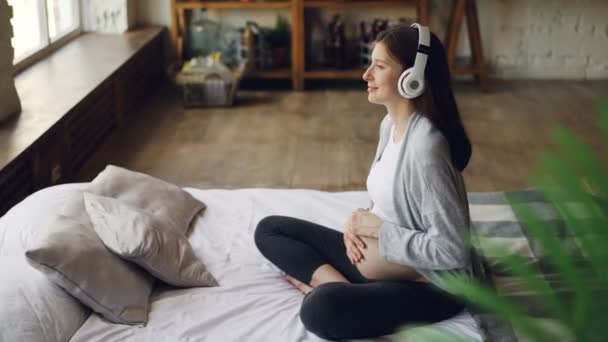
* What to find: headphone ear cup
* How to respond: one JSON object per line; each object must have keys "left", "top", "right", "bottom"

{"left": 412, "top": 78, "right": 425, "bottom": 98}
{"left": 407, "top": 76, "right": 425, "bottom": 99}
{"left": 398, "top": 68, "right": 413, "bottom": 99}
{"left": 398, "top": 70, "right": 425, "bottom": 99}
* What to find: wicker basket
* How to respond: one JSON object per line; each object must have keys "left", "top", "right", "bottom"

{"left": 170, "top": 59, "right": 244, "bottom": 107}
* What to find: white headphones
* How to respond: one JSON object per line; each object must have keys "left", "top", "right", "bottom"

{"left": 397, "top": 23, "right": 430, "bottom": 99}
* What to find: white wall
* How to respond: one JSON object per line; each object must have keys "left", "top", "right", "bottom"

{"left": 136, "top": 0, "right": 608, "bottom": 80}
{"left": 471, "top": 0, "right": 608, "bottom": 80}
{"left": 82, "top": 0, "right": 137, "bottom": 33}
{"left": 136, "top": 0, "right": 171, "bottom": 27}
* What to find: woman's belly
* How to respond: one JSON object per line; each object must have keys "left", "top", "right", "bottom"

{"left": 355, "top": 236, "right": 427, "bottom": 282}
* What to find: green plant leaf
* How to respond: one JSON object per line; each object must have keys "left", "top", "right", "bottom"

{"left": 548, "top": 126, "right": 608, "bottom": 200}
{"left": 438, "top": 274, "right": 552, "bottom": 342}
{"left": 599, "top": 98, "right": 608, "bottom": 152}
{"left": 506, "top": 191, "right": 587, "bottom": 330}
{"left": 531, "top": 175, "right": 608, "bottom": 289}
{"left": 476, "top": 237, "right": 569, "bottom": 324}
{"left": 397, "top": 323, "right": 474, "bottom": 342}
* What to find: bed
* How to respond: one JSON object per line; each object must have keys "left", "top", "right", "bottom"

{"left": 0, "top": 178, "right": 486, "bottom": 342}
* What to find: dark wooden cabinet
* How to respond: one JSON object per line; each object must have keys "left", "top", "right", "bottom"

{"left": 0, "top": 28, "right": 165, "bottom": 217}
{"left": 0, "top": 156, "right": 34, "bottom": 216}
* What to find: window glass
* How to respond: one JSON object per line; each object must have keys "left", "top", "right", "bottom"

{"left": 8, "top": 0, "right": 46, "bottom": 62}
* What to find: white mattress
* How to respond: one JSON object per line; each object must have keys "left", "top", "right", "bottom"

{"left": 55, "top": 188, "right": 481, "bottom": 341}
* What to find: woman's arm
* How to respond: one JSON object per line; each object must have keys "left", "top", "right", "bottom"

{"left": 378, "top": 160, "right": 470, "bottom": 270}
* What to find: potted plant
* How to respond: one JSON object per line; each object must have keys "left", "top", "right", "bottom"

{"left": 264, "top": 14, "right": 290, "bottom": 68}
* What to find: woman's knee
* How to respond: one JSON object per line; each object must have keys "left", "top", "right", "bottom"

{"left": 254, "top": 215, "right": 284, "bottom": 250}
{"left": 300, "top": 283, "right": 349, "bottom": 340}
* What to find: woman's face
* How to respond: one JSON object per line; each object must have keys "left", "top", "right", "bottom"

{"left": 362, "top": 42, "right": 403, "bottom": 106}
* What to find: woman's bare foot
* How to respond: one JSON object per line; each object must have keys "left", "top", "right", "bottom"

{"left": 285, "top": 275, "right": 313, "bottom": 295}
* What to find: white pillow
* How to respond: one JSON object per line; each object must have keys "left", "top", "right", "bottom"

{"left": 84, "top": 193, "right": 219, "bottom": 287}
{"left": 0, "top": 256, "right": 90, "bottom": 342}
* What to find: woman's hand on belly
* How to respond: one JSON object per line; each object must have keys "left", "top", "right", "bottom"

{"left": 355, "top": 236, "right": 424, "bottom": 281}
{"left": 343, "top": 212, "right": 369, "bottom": 264}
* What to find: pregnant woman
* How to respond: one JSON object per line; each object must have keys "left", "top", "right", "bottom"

{"left": 255, "top": 23, "right": 474, "bottom": 340}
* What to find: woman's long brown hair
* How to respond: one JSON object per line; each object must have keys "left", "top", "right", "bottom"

{"left": 376, "top": 24, "right": 472, "bottom": 171}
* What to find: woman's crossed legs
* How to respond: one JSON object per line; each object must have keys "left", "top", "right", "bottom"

{"left": 254, "top": 215, "right": 464, "bottom": 340}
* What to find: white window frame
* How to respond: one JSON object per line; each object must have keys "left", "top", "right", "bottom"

{"left": 12, "top": 0, "right": 82, "bottom": 74}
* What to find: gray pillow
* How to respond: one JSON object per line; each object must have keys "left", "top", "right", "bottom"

{"left": 90, "top": 165, "right": 205, "bottom": 235}
{"left": 84, "top": 193, "right": 219, "bottom": 287}
{"left": 25, "top": 194, "right": 154, "bottom": 325}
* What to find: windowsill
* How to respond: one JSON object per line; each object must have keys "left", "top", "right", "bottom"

{"left": 0, "top": 26, "right": 164, "bottom": 171}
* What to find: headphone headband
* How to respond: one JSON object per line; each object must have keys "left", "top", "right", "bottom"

{"left": 410, "top": 23, "right": 430, "bottom": 79}
{"left": 397, "top": 23, "right": 430, "bottom": 99}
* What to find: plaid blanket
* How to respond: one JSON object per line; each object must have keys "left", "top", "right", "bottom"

{"left": 467, "top": 188, "right": 598, "bottom": 342}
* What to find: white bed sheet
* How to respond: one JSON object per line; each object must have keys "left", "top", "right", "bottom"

{"left": 64, "top": 188, "right": 483, "bottom": 342}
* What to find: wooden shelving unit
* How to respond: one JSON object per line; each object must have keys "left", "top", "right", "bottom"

{"left": 170, "top": 0, "right": 429, "bottom": 90}
{"left": 303, "top": 68, "right": 366, "bottom": 79}
{"left": 303, "top": 0, "right": 419, "bottom": 9}
{"left": 247, "top": 68, "right": 292, "bottom": 79}
{"left": 176, "top": 1, "right": 291, "bottom": 9}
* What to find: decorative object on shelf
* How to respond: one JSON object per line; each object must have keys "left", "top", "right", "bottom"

{"left": 0, "top": 1, "right": 21, "bottom": 123}
{"left": 359, "top": 18, "right": 411, "bottom": 68}
{"left": 264, "top": 14, "right": 291, "bottom": 68}
{"left": 307, "top": 11, "right": 326, "bottom": 68}
{"left": 186, "top": 11, "right": 224, "bottom": 58}
{"left": 240, "top": 21, "right": 272, "bottom": 71}
{"left": 185, "top": 10, "right": 242, "bottom": 67}
{"left": 324, "top": 14, "right": 347, "bottom": 69}
{"left": 241, "top": 21, "right": 257, "bottom": 73}
{"left": 81, "top": 0, "right": 136, "bottom": 33}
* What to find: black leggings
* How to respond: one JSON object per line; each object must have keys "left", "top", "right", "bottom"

{"left": 254, "top": 215, "right": 465, "bottom": 341}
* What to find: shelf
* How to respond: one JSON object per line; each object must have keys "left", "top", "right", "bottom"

{"left": 177, "top": 1, "right": 291, "bottom": 10}
{"left": 171, "top": 0, "right": 429, "bottom": 90}
{"left": 304, "top": 0, "right": 417, "bottom": 9}
{"left": 304, "top": 68, "right": 365, "bottom": 79}
{"left": 246, "top": 69, "right": 292, "bottom": 79}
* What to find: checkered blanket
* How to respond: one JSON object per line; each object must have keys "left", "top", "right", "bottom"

{"left": 467, "top": 189, "right": 600, "bottom": 341}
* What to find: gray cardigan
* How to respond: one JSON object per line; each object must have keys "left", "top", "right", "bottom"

{"left": 371, "top": 112, "right": 473, "bottom": 291}
{"left": 372, "top": 112, "right": 503, "bottom": 341}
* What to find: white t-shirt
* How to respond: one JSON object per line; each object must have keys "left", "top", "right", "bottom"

{"left": 366, "top": 124, "right": 404, "bottom": 225}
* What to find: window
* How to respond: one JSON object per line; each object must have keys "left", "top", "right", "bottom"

{"left": 47, "top": 0, "right": 79, "bottom": 41}
{"left": 8, "top": 0, "right": 80, "bottom": 66}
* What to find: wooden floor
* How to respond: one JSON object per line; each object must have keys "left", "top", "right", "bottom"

{"left": 80, "top": 80, "right": 608, "bottom": 192}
